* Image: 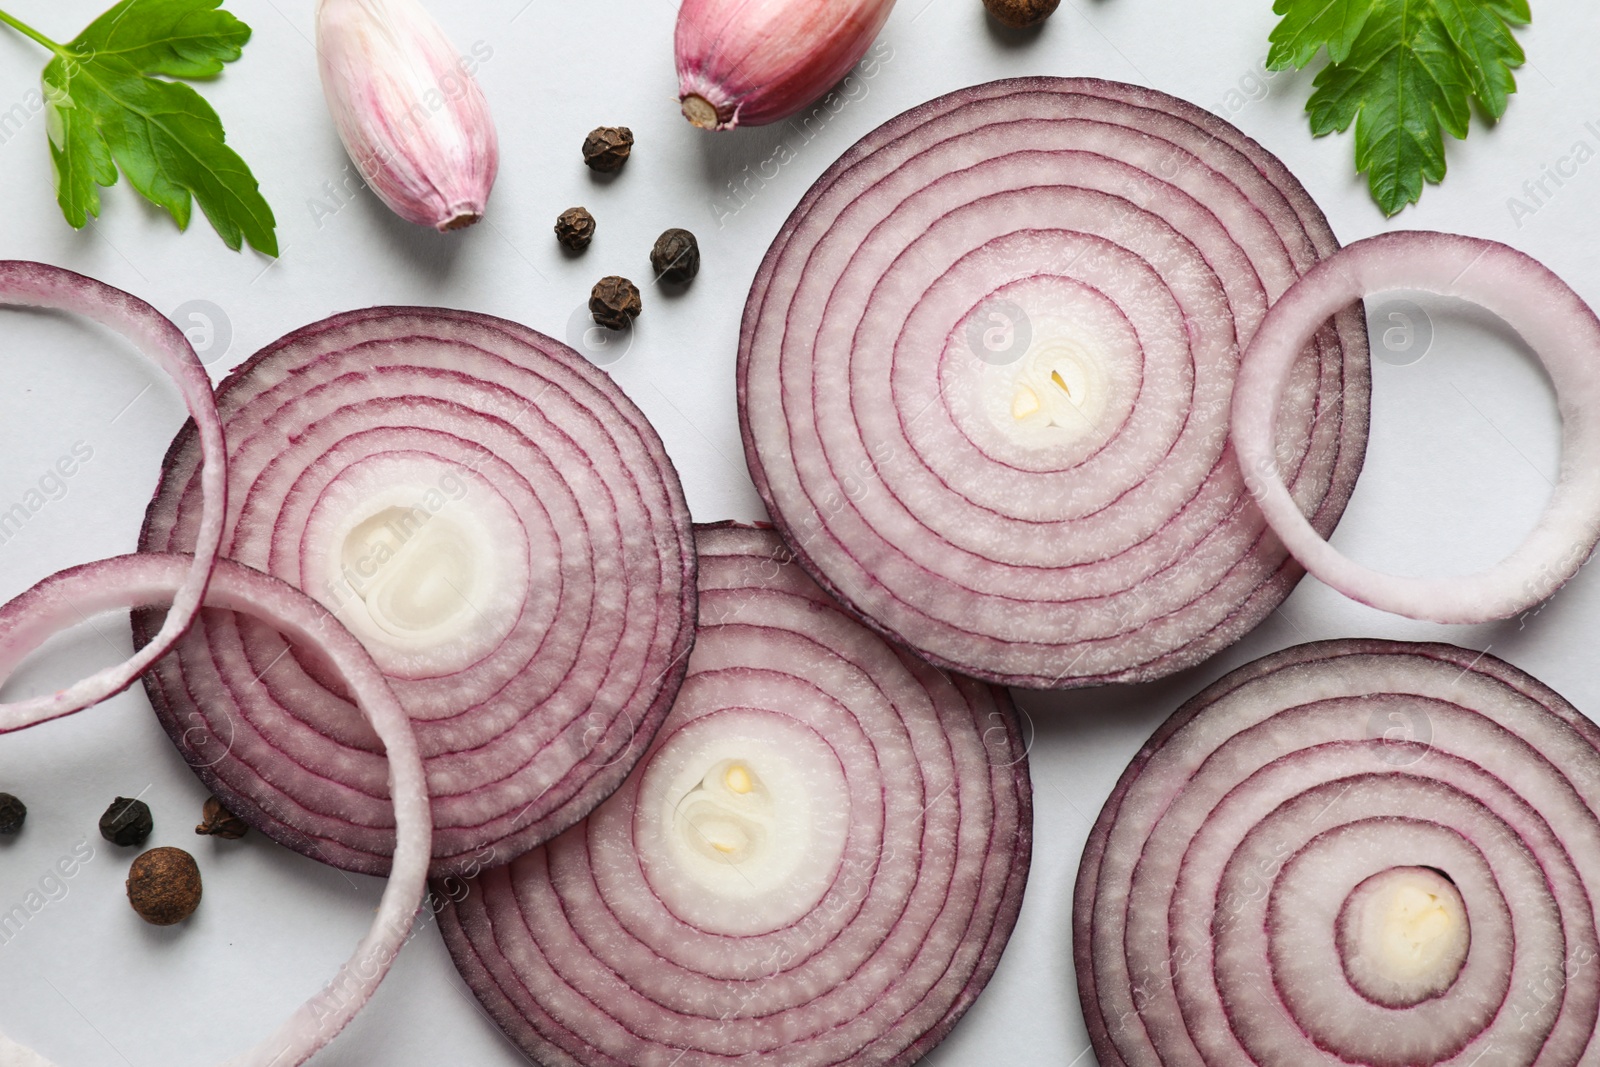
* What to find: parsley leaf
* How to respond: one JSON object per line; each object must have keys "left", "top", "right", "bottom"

{"left": 1, "top": 1, "right": 277, "bottom": 254}
{"left": 1266, "top": 0, "right": 1530, "bottom": 216}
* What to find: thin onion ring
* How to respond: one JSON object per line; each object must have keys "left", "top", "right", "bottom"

{"left": 0, "top": 262, "right": 226, "bottom": 730}
{"left": 1233, "top": 230, "right": 1600, "bottom": 622}
{"left": 0, "top": 554, "right": 429, "bottom": 1067}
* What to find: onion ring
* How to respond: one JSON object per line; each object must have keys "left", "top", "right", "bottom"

{"left": 0, "top": 553, "right": 429, "bottom": 1067}
{"left": 0, "top": 262, "right": 225, "bottom": 731}
{"left": 1233, "top": 230, "right": 1600, "bottom": 622}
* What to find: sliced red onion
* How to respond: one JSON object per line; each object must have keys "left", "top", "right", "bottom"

{"left": 0, "top": 262, "right": 225, "bottom": 731}
{"left": 135, "top": 307, "right": 696, "bottom": 877}
{"left": 1235, "top": 230, "right": 1600, "bottom": 623}
{"left": 437, "top": 523, "right": 1032, "bottom": 1067}
{"left": 738, "top": 77, "right": 1370, "bottom": 689}
{"left": 1075, "top": 639, "right": 1600, "bottom": 1067}
{"left": 0, "top": 553, "right": 429, "bottom": 1067}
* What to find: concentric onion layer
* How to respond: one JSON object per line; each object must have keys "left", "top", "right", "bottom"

{"left": 437, "top": 524, "right": 1032, "bottom": 1067}
{"left": 738, "top": 76, "right": 1370, "bottom": 688}
{"left": 1074, "top": 639, "right": 1600, "bottom": 1067}
{"left": 136, "top": 306, "right": 696, "bottom": 877}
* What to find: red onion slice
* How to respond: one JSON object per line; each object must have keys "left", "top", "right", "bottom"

{"left": 1235, "top": 230, "right": 1600, "bottom": 623}
{"left": 135, "top": 307, "right": 696, "bottom": 877}
{"left": 739, "top": 77, "right": 1370, "bottom": 688}
{"left": 1074, "top": 639, "right": 1600, "bottom": 1067}
{"left": 0, "top": 554, "right": 429, "bottom": 1067}
{"left": 437, "top": 523, "right": 1032, "bottom": 1067}
{"left": 0, "top": 262, "right": 225, "bottom": 730}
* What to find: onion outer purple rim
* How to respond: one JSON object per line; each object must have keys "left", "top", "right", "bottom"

{"left": 0, "top": 553, "right": 429, "bottom": 1067}
{"left": 0, "top": 262, "right": 225, "bottom": 731}
{"left": 1233, "top": 229, "right": 1600, "bottom": 623}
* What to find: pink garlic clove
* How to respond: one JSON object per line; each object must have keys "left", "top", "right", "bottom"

{"left": 675, "top": 0, "right": 898, "bottom": 130}
{"left": 315, "top": 0, "right": 499, "bottom": 232}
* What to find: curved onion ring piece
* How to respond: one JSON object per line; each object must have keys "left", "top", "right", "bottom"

{"left": 136, "top": 306, "right": 697, "bottom": 878}
{"left": 0, "top": 553, "right": 429, "bottom": 1067}
{"left": 1235, "top": 230, "right": 1600, "bottom": 623}
{"left": 0, "top": 262, "right": 225, "bottom": 730}
{"left": 738, "top": 77, "right": 1370, "bottom": 689}
{"left": 437, "top": 523, "right": 1032, "bottom": 1067}
{"left": 1075, "top": 638, "right": 1600, "bottom": 1067}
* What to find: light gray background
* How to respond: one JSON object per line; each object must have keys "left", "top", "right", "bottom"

{"left": 0, "top": 0, "right": 1594, "bottom": 1063}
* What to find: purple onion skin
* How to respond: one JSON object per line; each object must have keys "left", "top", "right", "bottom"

{"left": 134, "top": 306, "right": 697, "bottom": 879}
{"left": 1075, "top": 639, "right": 1600, "bottom": 1067}
{"left": 434, "top": 522, "right": 1033, "bottom": 1067}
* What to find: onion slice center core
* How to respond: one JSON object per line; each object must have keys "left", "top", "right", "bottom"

{"left": 1336, "top": 865, "right": 1470, "bottom": 1008}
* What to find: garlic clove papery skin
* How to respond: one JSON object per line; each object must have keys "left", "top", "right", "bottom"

{"left": 675, "top": 0, "right": 897, "bottom": 130}
{"left": 316, "top": 0, "right": 499, "bottom": 232}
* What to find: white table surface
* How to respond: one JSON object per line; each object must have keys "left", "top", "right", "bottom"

{"left": 0, "top": 0, "right": 1595, "bottom": 1063}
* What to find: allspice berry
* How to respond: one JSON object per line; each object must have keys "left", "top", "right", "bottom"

{"left": 555, "top": 206, "right": 597, "bottom": 252}
{"left": 983, "top": 0, "right": 1058, "bottom": 28}
{"left": 650, "top": 228, "right": 700, "bottom": 285}
{"left": 127, "top": 847, "right": 202, "bottom": 926}
{"left": 195, "top": 796, "right": 248, "bottom": 840}
{"left": 582, "top": 126, "right": 633, "bottom": 173}
{"left": 99, "top": 797, "right": 154, "bottom": 847}
{"left": 590, "top": 276, "right": 642, "bottom": 330}
{"left": 0, "top": 793, "right": 25, "bottom": 835}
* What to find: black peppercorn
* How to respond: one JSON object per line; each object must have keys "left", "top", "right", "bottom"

{"left": 555, "top": 206, "right": 597, "bottom": 252}
{"left": 582, "top": 126, "right": 633, "bottom": 173}
{"left": 982, "top": 0, "right": 1059, "bottom": 28}
{"left": 99, "top": 796, "right": 154, "bottom": 847}
{"left": 590, "top": 276, "right": 643, "bottom": 330}
{"left": 127, "top": 847, "right": 202, "bottom": 926}
{"left": 650, "top": 228, "right": 700, "bottom": 285}
{"left": 195, "top": 795, "right": 248, "bottom": 840}
{"left": 0, "top": 793, "right": 25, "bottom": 835}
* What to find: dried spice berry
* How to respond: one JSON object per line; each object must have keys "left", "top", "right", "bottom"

{"left": 99, "top": 797, "right": 154, "bottom": 847}
{"left": 126, "top": 847, "right": 202, "bottom": 926}
{"left": 0, "top": 793, "right": 25, "bottom": 835}
{"left": 582, "top": 126, "right": 634, "bottom": 173}
{"left": 650, "top": 228, "right": 700, "bottom": 285}
{"left": 590, "top": 276, "right": 643, "bottom": 330}
{"left": 555, "top": 206, "right": 597, "bottom": 252}
{"left": 982, "top": 0, "right": 1058, "bottom": 28}
{"left": 195, "top": 795, "right": 248, "bottom": 840}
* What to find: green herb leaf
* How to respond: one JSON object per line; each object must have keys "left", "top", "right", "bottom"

{"left": 1267, "top": 0, "right": 1373, "bottom": 69}
{"left": 1266, "top": 0, "right": 1529, "bottom": 215}
{"left": 70, "top": 0, "right": 252, "bottom": 79}
{"left": 4, "top": 0, "right": 276, "bottom": 254}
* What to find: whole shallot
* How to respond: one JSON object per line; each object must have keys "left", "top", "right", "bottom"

{"left": 316, "top": 0, "right": 499, "bottom": 231}
{"left": 676, "top": 0, "right": 897, "bottom": 130}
